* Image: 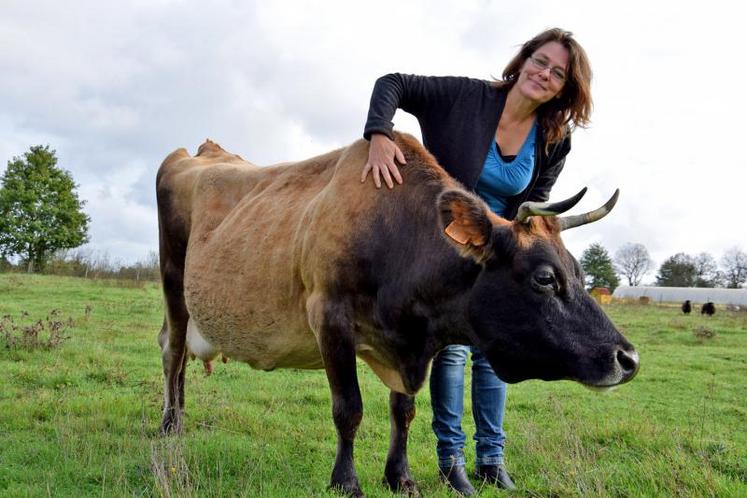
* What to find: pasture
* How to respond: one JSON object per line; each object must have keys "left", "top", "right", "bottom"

{"left": 0, "top": 273, "right": 745, "bottom": 497}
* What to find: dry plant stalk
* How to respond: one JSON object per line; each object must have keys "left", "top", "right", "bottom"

{"left": 0, "top": 309, "right": 73, "bottom": 350}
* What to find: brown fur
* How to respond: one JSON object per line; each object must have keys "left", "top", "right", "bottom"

{"left": 515, "top": 216, "right": 562, "bottom": 248}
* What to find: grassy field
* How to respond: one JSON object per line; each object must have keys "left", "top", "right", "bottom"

{"left": 0, "top": 273, "right": 745, "bottom": 497}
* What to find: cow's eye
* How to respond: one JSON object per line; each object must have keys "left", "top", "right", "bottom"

{"left": 532, "top": 267, "right": 557, "bottom": 291}
{"left": 535, "top": 270, "right": 555, "bottom": 285}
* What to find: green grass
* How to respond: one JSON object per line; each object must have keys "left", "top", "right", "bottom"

{"left": 0, "top": 273, "right": 745, "bottom": 497}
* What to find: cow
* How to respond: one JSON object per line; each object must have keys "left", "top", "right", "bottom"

{"left": 156, "top": 132, "right": 639, "bottom": 496}
{"left": 682, "top": 300, "right": 692, "bottom": 314}
{"left": 701, "top": 302, "right": 715, "bottom": 316}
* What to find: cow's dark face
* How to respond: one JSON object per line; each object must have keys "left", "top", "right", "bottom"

{"left": 438, "top": 190, "right": 639, "bottom": 388}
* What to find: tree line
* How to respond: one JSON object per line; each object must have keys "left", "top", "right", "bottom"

{"left": 579, "top": 242, "right": 747, "bottom": 292}
{"left": 0, "top": 247, "right": 161, "bottom": 282}
{"left": 1, "top": 145, "right": 746, "bottom": 289}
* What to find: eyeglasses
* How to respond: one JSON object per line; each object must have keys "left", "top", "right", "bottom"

{"left": 528, "top": 56, "right": 567, "bottom": 83}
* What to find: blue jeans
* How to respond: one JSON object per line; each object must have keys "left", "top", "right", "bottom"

{"left": 430, "top": 344, "right": 507, "bottom": 469}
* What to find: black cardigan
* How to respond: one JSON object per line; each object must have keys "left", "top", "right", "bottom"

{"left": 363, "top": 73, "right": 571, "bottom": 220}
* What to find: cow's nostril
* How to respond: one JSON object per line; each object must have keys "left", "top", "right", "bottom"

{"left": 616, "top": 349, "right": 639, "bottom": 378}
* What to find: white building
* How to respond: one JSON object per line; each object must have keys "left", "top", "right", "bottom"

{"left": 612, "top": 286, "right": 747, "bottom": 306}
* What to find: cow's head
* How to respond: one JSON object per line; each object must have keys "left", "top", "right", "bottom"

{"left": 438, "top": 188, "right": 639, "bottom": 388}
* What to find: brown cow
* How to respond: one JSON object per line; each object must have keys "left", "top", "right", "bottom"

{"left": 156, "top": 132, "right": 638, "bottom": 496}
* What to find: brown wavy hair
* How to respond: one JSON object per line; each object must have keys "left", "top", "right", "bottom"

{"left": 496, "top": 28, "right": 593, "bottom": 147}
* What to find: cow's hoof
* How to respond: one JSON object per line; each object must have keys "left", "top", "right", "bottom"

{"left": 383, "top": 476, "right": 420, "bottom": 497}
{"left": 159, "top": 411, "right": 183, "bottom": 435}
{"left": 159, "top": 420, "right": 180, "bottom": 435}
{"left": 329, "top": 481, "right": 364, "bottom": 498}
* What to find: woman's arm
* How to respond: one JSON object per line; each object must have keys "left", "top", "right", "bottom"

{"left": 362, "top": 73, "right": 469, "bottom": 188}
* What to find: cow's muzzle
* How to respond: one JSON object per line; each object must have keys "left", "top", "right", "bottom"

{"left": 616, "top": 347, "right": 640, "bottom": 382}
{"left": 585, "top": 347, "right": 640, "bottom": 392}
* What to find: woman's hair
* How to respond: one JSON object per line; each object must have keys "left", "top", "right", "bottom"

{"left": 497, "top": 28, "right": 593, "bottom": 146}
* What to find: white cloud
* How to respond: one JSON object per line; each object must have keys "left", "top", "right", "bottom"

{"left": 1, "top": 0, "right": 745, "bottom": 268}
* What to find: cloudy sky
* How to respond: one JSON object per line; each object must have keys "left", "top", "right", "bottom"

{"left": 2, "top": 0, "right": 744, "bottom": 282}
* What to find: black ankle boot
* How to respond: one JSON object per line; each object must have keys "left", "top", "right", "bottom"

{"left": 475, "top": 464, "right": 516, "bottom": 490}
{"left": 439, "top": 463, "right": 476, "bottom": 496}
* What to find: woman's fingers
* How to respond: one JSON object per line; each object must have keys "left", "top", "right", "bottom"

{"left": 361, "top": 162, "right": 373, "bottom": 183}
{"left": 391, "top": 148, "right": 405, "bottom": 185}
{"left": 372, "top": 164, "right": 382, "bottom": 189}
{"left": 361, "top": 135, "right": 407, "bottom": 188}
{"left": 380, "top": 163, "right": 394, "bottom": 189}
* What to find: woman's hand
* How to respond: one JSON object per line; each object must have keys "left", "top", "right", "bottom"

{"left": 361, "top": 134, "right": 406, "bottom": 189}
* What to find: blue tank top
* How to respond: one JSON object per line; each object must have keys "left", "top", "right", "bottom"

{"left": 475, "top": 121, "right": 537, "bottom": 216}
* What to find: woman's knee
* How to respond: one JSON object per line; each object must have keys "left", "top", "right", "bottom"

{"left": 434, "top": 344, "right": 469, "bottom": 367}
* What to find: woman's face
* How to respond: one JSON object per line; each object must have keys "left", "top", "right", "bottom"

{"left": 515, "top": 41, "right": 569, "bottom": 105}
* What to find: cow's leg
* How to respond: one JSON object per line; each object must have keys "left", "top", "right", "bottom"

{"left": 384, "top": 391, "right": 419, "bottom": 496}
{"left": 311, "top": 299, "right": 364, "bottom": 497}
{"left": 159, "top": 261, "right": 189, "bottom": 434}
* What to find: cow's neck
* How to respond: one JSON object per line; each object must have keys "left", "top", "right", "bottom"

{"left": 419, "top": 257, "right": 481, "bottom": 349}
{"left": 367, "top": 247, "right": 480, "bottom": 391}
{"left": 352, "top": 163, "right": 486, "bottom": 391}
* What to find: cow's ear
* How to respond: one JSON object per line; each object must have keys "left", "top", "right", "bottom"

{"left": 438, "top": 190, "right": 493, "bottom": 263}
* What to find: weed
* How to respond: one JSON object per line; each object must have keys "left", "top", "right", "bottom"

{"left": 151, "top": 438, "right": 193, "bottom": 497}
{"left": 0, "top": 309, "right": 73, "bottom": 350}
{"left": 694, "top": 326, "right": 717, "bottom": 340}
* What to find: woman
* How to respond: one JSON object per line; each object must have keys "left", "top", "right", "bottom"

{"left": 361, "top": 28, "right": 593, "bottom": 495}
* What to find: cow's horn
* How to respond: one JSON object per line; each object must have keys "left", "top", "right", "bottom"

{"left": 515, "top": 187, "right": 587, "bottom": 224}
{"left": 558, "top": 189, "right": 620, "bottom": 231}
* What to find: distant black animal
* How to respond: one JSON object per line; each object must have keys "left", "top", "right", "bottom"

{"left": 701, "top": 302, "right": 715, "bottom": 316}
{"left": 682, "top": 300, "right": 692, "bottom": 314}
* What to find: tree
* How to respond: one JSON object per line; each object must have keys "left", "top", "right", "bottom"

{"left": 720, "top": 247, "right": 747, "bottom": 288}
{"left": 692, "top": 252, "right": 721, "bottom": 287}
{"left": 580, "top": 243, "right": 620, "bottom": 292}
{"left": 655, "top": 253, "right": 697, "bottom": 287}
{"left": 0, "top": 145, "right": 90, "bottom": 272}
{"left": 614, "top": 243, "right": 652, "bottom": 286}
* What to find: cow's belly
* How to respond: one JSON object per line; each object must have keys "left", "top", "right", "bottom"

{"left": 184, "top": 251, "right": 322, "bottom": 371}
{"left": 182, "top": 187, "right": 325, "bottom": 369}
{"left": 185, "top": 315, "right": 323, "bottom": 370}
